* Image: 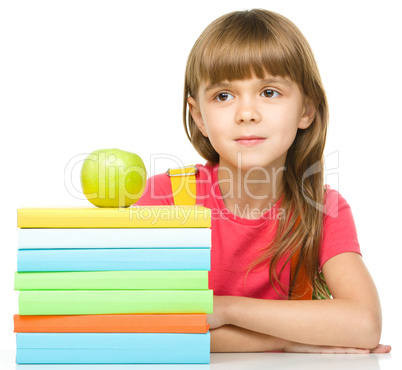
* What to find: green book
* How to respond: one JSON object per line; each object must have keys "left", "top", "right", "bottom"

{"left": 19, "top": 290, "right": 213, "bottom": 315}
{"left": 15, "top": 271, "right": 208, "bottom": 290}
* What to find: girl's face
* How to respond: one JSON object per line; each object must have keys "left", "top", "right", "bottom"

{"left": 188, "top": 74, "right": 316, "bottom": 175}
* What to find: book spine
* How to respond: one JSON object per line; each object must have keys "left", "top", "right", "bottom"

{"left": 19, "top": 290, "right": 213, "bottom": 315}
{"left": 17, "top": 248, "right": 211, "bottom": 272}
{"left": 17, "top": 206, "right": 211, "bottom": 228}
{"left": 14, "top": 271, "right": 208, "bottom": 290}
{"left": 18, "top": 228, "right": 212, "bottom": 249}
{"left": 14, "top": 314, "right": 209, "bottom": 333}
{"left": 16, "top": 333, "right": 210, "bottom": 364}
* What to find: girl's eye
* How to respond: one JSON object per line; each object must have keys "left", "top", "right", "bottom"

{"left": 215, "top": 92, "right": 234, "bottom": 101}
{"left": 261, "top": 89, "right": 279, "bottom": 98}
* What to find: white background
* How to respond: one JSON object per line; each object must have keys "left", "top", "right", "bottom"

{"left": 1, "top": 0, "right": 401, "bottom": 352}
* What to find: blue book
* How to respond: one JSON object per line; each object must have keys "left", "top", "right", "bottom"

{"left": 18, "top": 228, "right": 211, "bottom": 249}
{"left": 16, "top": 333, "right": 210, "bottom": 364}
{"left": 17, "top": 248, "right": 210, "bottom": 272}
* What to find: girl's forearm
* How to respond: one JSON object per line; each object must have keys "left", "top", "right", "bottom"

{"left": 210, "top": 254, "right": 382, "bottom": 349}
{"left": 222, "top": 296, "right": 381, "bottom": 349}
{"left": 210, "top": 325, "right": 380, "bottom": 354}
{"left": 210, "top": 325, "right": 286, "bottom": 352}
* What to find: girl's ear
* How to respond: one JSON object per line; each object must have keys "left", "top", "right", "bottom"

{"left": 298, "top": 98, "right": 316, "bottom": 129}
{"left": 187, "top": 97, "right": 208, "bottom": 137}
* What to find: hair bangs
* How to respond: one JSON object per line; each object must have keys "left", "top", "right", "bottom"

{"left": 189, "top": 11, "right": 303, "bottom": 95}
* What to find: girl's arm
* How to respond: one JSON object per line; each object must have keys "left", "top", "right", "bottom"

{"left": 209, "top": 252, "right": 383, "bottom": 349}
{"left": 210, "top": 325, "right": 391, "bottom": 353}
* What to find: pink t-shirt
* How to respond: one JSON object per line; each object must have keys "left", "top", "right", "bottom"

{"left": 136, "top": 162, "right": 361, "bottom": 300}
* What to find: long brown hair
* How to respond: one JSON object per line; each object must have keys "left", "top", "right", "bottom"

{"left": 183, "top": 9, "right": 330, "bottom": 298}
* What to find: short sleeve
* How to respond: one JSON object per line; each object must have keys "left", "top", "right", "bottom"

{"left": 135, "top": 172, "right": 175, "bottom": 206}
{"left": 320, "top": 187, "right": 362, "bottom": 268}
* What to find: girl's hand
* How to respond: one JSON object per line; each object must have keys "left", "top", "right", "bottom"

{"left": 207, "top": 295, "right": 230, "bottom": 329}
{"left": 283, "top": 341, "right": 392, "bottom": 354}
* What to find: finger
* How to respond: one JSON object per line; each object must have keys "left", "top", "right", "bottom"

{"left": 370, "top": 344, "right": 392, "bottom": 353}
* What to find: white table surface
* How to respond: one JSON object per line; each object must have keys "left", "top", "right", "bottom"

{"left": 0, "top": 349, "right": 399, "bottom": 370}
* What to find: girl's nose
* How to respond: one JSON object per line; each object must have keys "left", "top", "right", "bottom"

{"left": 235, "top": 101, "right": 262, "bottom": 124}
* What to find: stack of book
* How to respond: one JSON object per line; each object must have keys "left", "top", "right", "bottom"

{"left": 14, "top": 206, "right": 213, "bottom": 364}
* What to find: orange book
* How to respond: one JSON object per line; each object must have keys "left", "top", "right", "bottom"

{"left": 14, "top": 314, "right": 209, "bottom": 334}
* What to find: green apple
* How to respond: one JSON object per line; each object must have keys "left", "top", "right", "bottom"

{"left": 80, "top": 148, "right": 147, "bottom": 208}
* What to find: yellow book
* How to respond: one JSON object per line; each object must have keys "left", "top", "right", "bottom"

{"left": 17, "top": 206, "right": 211, "bottom": 228}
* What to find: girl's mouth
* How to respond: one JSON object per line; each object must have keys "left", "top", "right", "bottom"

{"left": 235, "top": 136, "right": 266, "bottom": 147}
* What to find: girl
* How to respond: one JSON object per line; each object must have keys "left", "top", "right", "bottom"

{"left": 136, "top": 9, "right": 391, "bottom": 354}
